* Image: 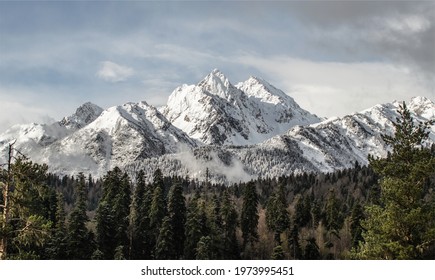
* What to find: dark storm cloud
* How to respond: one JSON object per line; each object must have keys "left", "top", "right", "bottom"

{"left": 284, "top": 1, "right": 435, "bottom": 78}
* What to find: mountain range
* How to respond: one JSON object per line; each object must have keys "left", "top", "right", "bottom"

{"left": 1, "top": 70, "right": 434, "bottom": 183}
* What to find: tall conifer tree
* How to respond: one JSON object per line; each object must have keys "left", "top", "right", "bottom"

{"left": 241, "top": 182, "right": 259, "bottom": 248}
{"left": 167, "top": 181, "right": 186, "bottom": 259}
{"left": 67, "top": 173, "right": 92, "bottom": 259}
{"left": 356, "top": 102, "right": 435, "bottom": 259}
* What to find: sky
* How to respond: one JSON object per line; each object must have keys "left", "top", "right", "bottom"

{"left": 0, "top": 0, "right": 434, "bottom": 131}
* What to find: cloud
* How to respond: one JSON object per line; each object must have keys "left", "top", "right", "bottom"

{"left": 235, "top": 54, "right": 432, "bottom": 118}
{"left": 96, "top": 61, "right": 134, "bottom": 83}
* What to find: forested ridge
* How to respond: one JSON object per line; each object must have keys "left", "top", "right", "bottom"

{"left": 1, "top": 103, "right": 434, "bottom": 260}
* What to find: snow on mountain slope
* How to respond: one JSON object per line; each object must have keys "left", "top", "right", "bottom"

{"left": 262, "top": 96, "right": 435, "bottom": 173}
{"left": 0, "top": 102, "right": 104, "bottom": 162}
{"left": 126, "top": 96, "right": 435, "bottom": 184}
{"left": 161, "top": 69, "right": 320, "bottom": 145}
{"left": 38, "top": 101, "right": 197, "bottom": 176}
{"left": 59, "top": 102, "right": 104, "bottom": 130}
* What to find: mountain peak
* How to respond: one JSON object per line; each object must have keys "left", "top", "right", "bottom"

{"left": 198, "top": 69, "right": 234, "bottom": 97}
{"left": 236, "top": 76, "right": 295, "bottom": 106}
{"left": 408, "top": 96, "right": 435, "bottom": 120}
{"left": 59, "top": 102, "right": 104, "bottom": 130}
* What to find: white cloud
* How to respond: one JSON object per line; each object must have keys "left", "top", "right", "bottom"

{"left": 384, "top": 15, "right": 431, "bottom": 35}
{"left": 96, "top": 61, "right": 134, "bottom": 83}
{"left": 0, "top": 100, "right": 54, "bottom": 132}
{"left": 235, "top": 54, "right": 432, "bottom": 118}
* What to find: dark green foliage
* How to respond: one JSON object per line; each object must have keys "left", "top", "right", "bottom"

{"left": 294, "top": 195, "right": 310, "bottom": 228}
{"left": 288, "top": 225, "right": 302, "bottom": 259}
{"left": 271, "top": 245, "right": 285, "bottom": 260}
{"left": 1, "top": 157, "right": 54, "bottom": 259}
{"left": 304, "top": 237, "right": 320, "bottom": 260}
{"left": 95, "top": 167, "right": 131, "bottom": 259}
{"left": 152, "top": 168, "right": 164, "bottom": 192}
{"left": 155, "top": 216, "right": 175, "bottom": 260}
{"left": 149, "top": 185, "right": 166, "bottom": 256}
{"left": 95, "top": 200, "right": 115, "bottom": 259}
{"left": 114, "top": 245, "right": 126, "bottom": 260}
{"left": 241, "top": 181, "right": 259, "bottom": 248}
{"left": 325, "top": 189, "right": 343, "bottom": 232}
{"left": 220, "top": 190, "right": 239, "bottom": 259}
{"left": 184, "top": 195, "right": 208, "bottom": 259}
{"left": 67, "top": 173, "right": 93, "bottom": 259}
{"left": 266, "top": 185, "right": 290, "bottom": 244}
{"left": 167, "top": 182, "right": 186, "bottom": 259}
{"left": 131, "top": 170, "right": 152, "bottom": 259}
{"left": 196, "top": 235, "right": 212, "bottom": 260}
{"left": 350, "top": 203, "right": 364, "bottom": 249}
{"left": 45, "top": 192, "right": 68, "bottom": 259}
{"left": 356, "top": 103, "right": 435, "bottom": 259}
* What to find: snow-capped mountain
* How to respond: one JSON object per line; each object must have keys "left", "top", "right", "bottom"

{"left": 59, "top": 102, "right": 104, "bottom": 130}
{"left": 35, "top": 101, "right": 198, "bottom": 176}
{"left": 0, "top": 69, "right": 433, "bottom": 182}
{"left": 161, "top": 69, "right": 320, "bottom": 145}
{"left": 127, "top": 96, "right": 435, "bottom": 183}
{"left": 0, "top": 102, "right": 104, "bottom": 159}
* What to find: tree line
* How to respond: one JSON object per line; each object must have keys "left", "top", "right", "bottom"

{"left": 1, "top": 102, "right": 434, "bottom": 260}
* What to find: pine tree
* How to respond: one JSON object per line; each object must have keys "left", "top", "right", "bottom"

{"left": 288, "top": 225, "right": 302, "bottom": 259}
{"left": 1, "top": 155, "right": 53, "bottom": 259}
{"left": 95, "top": 167, "right": 131, "bottom": 259}
{"left": 45, "top": 192, "right": 68, "bottom": 259}
{"left": 113, "top": 171, "right": 131, "bottom": 258}
{"left": 67, "top": 173, "right": 93, "bottom": 259}
{"left": 349, "top": 203, "right": 364, "bottom": 249}
{"left": 95, "top": 200, "right": 115, "bottom": 259}
{"left": 184, "top": 195, "right": 207, "bottom": 259}
{"left": 271, "top": 245, "right": 285, "bottom": 260}
{"left": 266, "top": 185, "right": 290, "bottom": 244}
{"left": 167, "top": 181, "right": 186, "bottom": 259}
{"left": 131, "top": 170, "right": 152, "bottom": 259}
{"left": 325, "top": 189, "right": 343, "bottom": 232}
{"left": 220, "top": 190, "right": 239, "bottom": 259}
{"left": 149, "top": 185, "right": 166, "bottom": 257}
{"left": 196, "top": 235, "right": 212, "bottom": 260}
{"left": 356, "top": 102, "right": 435, "bottom": 259}
{"left": 304, "top": 237, "right": 320, "bottom": 260}
{"left": 152, "top": 168, "right": 164, "bottom": 192}
{"left": 241, "top": 182, "right": 259, "bottom": 249}
{"left": 155, "top": 216, "right": 174, "bottom": 260}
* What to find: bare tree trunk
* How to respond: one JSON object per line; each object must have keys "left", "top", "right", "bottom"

{"left": 0, "top": 142, "right": 14, "bottom": 260}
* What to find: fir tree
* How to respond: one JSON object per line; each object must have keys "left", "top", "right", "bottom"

{"left": 155, "top": 216, "right": 174, "bottom": 260}
{"left": 349, "top": 203, "right": 364, "bottom": 249}
{"left": 220, "top": 190, "right": 239, "bottom": 259}
{"left": 266, "top": 185, "right": 290, "bottom": 244}
{"left": 184, "top": 195, "right": 207, "bottom": 259}
{"left": 271, "top": 245, "right": 285, "bottom": 260}
{"left": 45, "top": 192, "right": 68, "bottom": 259}
{"left": 149, "top": 185, "right": 166, "bottom": 256}
{"left": 325, "top": 189, "right": 343, "bottom": 232}
{"left": 356, "top": 102, "right": 435, "bottom": 259}
{"left": 152, "top": 168, "right": 164, "bottom": 192}
{"left": 167, "top": 181, "right": 186, "bottom": 259}
{"left": 131, "top": 170, "right": 152, "bottom": 259}
{"left": 241, "top": 182, "right": 259, "bottom": 248}
{"left": 1, "top": 155, "right": 53, "bottom": 259}
{"left": 95, "top": 200, "right": 115, "bottom": 259}
{"left": 196, "top": 235, "right": 212, "bottom": 260}
{"left": 95, "top": 167, "right": 131, "bottom": 259}
{"left": 67, "top": 173, "right": 93, "bottom": 259}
